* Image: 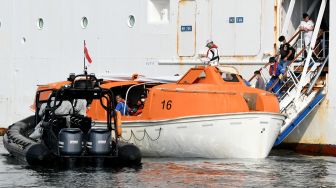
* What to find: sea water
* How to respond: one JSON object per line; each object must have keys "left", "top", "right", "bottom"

{"left": 0, "top": 138, "right": 336, "bottom": 187}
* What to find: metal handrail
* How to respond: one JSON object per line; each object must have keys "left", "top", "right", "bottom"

{"left": 248, "top": 30, "right": 304, "bottom": 83}
{"left": 266, "top": 47, "right": 306, "bottom": 92}
{"left": 267, "top": 30, "right": 327, "bottom": 94}
{"left": 306, "top": 56, "right": 329, "bottom": 95}
{"left": 287, "top": 29, "right": 303, "bottom": 44}
{"left": 248, "top": 30, "right": 327, "bottom": 85}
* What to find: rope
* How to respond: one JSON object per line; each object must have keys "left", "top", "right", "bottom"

{"left": 145, "top": 128, "right": 162, "bottom": 141}
{"left": 121, "top": 127, "right": 162, "bottom": 142}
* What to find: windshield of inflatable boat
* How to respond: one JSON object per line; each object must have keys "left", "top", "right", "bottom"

{"left": 34, "top": 88, "right": 54, "bottom": 111}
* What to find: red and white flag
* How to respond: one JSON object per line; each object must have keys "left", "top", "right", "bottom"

{"left": 84, "top": 40, "right": 92, "bottom": 64}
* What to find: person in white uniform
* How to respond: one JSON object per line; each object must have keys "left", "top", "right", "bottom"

{"left": 200, "top": 40, "right": 220, "bottom": 66}
{"left": 299, "top": 13, "right": 315, "bottom": 48}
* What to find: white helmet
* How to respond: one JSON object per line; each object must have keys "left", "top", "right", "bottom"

{"left": 205, "top": 39, "right": 213, "bottom": 47}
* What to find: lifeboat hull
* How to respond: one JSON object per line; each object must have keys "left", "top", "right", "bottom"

{"left": 98, "top": 112, "right": 285, "bottom": 158}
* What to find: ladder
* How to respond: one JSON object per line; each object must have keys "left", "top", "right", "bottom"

{"left": 248, "top": 0, "right": 328, "bottom": 146}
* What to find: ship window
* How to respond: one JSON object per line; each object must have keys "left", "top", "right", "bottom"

{"left": 21, "top": 37, "right": 26, "bottom": 44}
{"left": 81, "top": 17, "right": 88, "bottom": 29}
{"left": 147, "top": 0, "right": 170, "bottom": 24}
{"left": 37, "top": 18, "right": 44, "bottom": 30}
{"left": 128, "top": 15, "right": 135, "bottom": 28}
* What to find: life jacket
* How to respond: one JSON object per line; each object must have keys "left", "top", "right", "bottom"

{"left": 269, "top": 62, "right": 279, "bottom": 76}
{"left": 206, "top": 44, "right": 219, "bottom": 62}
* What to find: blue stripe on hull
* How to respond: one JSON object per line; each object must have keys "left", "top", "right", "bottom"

{"left": 273, "top": 90, "right": 325, "bottom": 146}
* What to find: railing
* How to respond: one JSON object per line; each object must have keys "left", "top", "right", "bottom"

{"left": 313, "top": 31, "right": 329, "bottom": 59}
{"left": 248, "top": 30, "right": 328, "bottom": 97}
{"left": 267, "top": 31, "right": 327, "bottom": 94}
{"left": 266, "top": 47, "right": 306, "bottom": 94}
{"left": 288, "top": 29, "right": 303, "bottom": 44}
{"left": 306, "top": 56, "right": 328, "bottom": 96}
{"left": 247, "top": 30, "right": 304, "bottom": 83}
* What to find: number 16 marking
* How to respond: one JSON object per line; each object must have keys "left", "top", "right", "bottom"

{"left": 161, "top": 100, "right": 172, "bottom": 110}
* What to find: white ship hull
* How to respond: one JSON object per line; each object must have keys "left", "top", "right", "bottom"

{"left": 0, "top": 0, "right": 335, "bottom": 156}
{"left": 98, "top": 113, "right": 285, "bottom": 158}
{"left": 282, "top": 97, "right": 336, "bottom": 155}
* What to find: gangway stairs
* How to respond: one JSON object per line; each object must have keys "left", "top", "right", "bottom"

{"left": 274, "top": 89, "right": 326, "bottom": 146}
{"left": 271, "top": 52, "right": 328, "bottom": 146}
{"left": 248, "top": 0, "right": 328, "bottom": 147}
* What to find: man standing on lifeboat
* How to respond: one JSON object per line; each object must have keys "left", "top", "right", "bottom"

{"left": 200, "top": 40, "right": 220, "bottom": 66}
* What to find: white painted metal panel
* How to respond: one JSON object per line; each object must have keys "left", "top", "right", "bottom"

{"left": 177, "top": 0, "right": 196, "bottom": 57}
{"left": 0, "top": 1, "right": 14, "bottom": 125}
{"left": 212, "top": 0, "right": 261, "bottom": 56}
{"left": 211, "top": 0, "right": 235, "bottom": 55}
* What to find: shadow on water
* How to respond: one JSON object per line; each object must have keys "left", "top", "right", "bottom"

{"left": 0, "top": 152, "right": 144, "bottom": 188}
{"left": 24, "top": 165, "right": 143, "bottom": 188}
{"left": 1, "top": 141, "right": 336, "bottom": 187}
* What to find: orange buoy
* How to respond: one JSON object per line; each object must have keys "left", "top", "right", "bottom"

{"left": 0, "top": 128, "right": 7, "bottom": 136}
{"left": 115, "top": 110, "right": 122, "bottom": 137}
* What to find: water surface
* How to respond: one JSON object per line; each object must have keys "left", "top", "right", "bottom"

{"left": 1, "top": 138, "right": 336, "bottom": 187}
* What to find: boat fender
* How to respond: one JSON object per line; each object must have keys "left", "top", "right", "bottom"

{"left": 117, "top": 144, "right": 142, "bottom": 166}
{"left": 115, "top": 111, "right": 122, "bottom": 137}
{"left": 26, "top": 144, "right": 52, "bottom": 166}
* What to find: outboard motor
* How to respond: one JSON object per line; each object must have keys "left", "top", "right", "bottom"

{"left": 58, "top": 128, "right": 83, "bottom": 156}
{"left": 87, "top": 128, "right": 111, "bottom": 155}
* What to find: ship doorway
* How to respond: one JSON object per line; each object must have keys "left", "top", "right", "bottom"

{"left": 177, "top": 0, "right": 196, "bottom": 57}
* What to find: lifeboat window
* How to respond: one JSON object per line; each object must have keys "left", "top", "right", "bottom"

{"left": 222, "top": 73, "right": 239, "bottom": 82}
{"left": 199, "top": 71, "right": 206, "bottom": 78}
{"left": 110, "top": 83, "right": 158, "bottom": 116}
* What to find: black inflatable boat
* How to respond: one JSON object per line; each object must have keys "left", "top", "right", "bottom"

{"left": 3, "top": 73, "right": 141, "bottom": 167}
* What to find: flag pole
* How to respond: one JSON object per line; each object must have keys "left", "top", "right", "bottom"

{"left": 83, "top": 40, "right": 87, "bottom": 75}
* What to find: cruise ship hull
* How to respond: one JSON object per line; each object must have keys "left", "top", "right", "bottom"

{"left": 281, "top": 98, "right": 336, "bottom": 156}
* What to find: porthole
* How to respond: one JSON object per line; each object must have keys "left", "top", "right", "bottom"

{"left": 81, "top": 17, "right": 88, "bottom": 29}
{"left": 128, "top": 15, "right": 135, "bottom": 28}
{"left": 0, "top": 21, "right": 1, "bottom": 29}
{"left": 37, "top": 18, "right": 44, "bottom": 30}
{"left": 21, "top": 37, "right": 26, "bottom": 44}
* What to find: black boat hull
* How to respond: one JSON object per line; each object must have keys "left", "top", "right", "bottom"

{"left": 3, "top": 116, "right": 141, "bottom": 167}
